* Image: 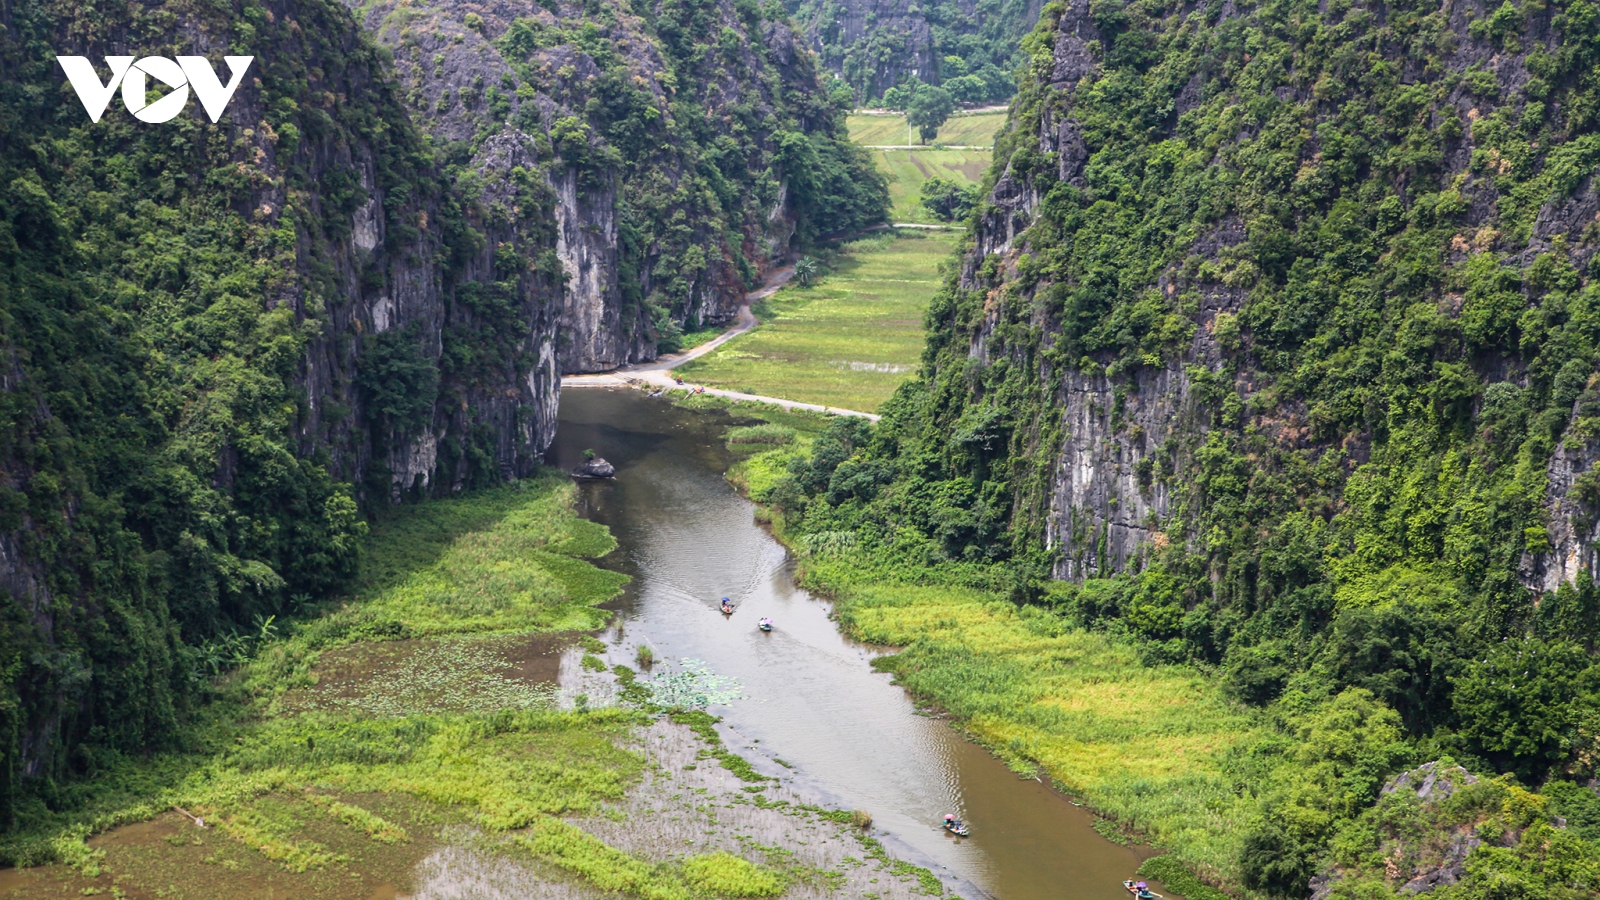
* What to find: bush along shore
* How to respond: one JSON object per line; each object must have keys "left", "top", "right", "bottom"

{"left": 706, "top": 394, "right": 1600, "bottom": 900}
{"left": 0, "top": 472, "right": 946, "bottom": 900}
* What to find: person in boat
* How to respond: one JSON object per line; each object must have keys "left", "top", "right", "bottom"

{"left": 720, "top": 598, "right": 734, "bottom": 614}
{"left": 759, "top": 617, "right": 772, "bottom": 629}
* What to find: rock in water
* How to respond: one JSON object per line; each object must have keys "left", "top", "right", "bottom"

{"left": 573, "top": 458, "right": 616, "bottom": 479}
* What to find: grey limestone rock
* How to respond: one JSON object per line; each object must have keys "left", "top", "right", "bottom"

{"left": 572, "top": 457, "right": 617, "bottom": 478}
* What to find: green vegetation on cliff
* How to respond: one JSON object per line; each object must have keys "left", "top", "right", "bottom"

{"left": 362, "top": 0, "right": 889, "bottom": 360}
{"left": 0, "top": 0, "right": 887, "bottom": 845}
{"left": 783, "top": 0, "right": 1038, "bottom": 104}
{"left": 0, "top": 0, "right": 445, "bottom": 834}
{"left": 742, "top": 0, "right": 1600, "bottom": 894}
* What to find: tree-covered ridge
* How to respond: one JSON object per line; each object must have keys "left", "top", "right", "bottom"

{"left": 782, "top": 0, "right": 1039, "bottom": 104}
{"left": 763, "top": 0, "right": 1600, "bottom": 892}
{"left": 356, "top": 0, "right": 888, "bottom": 368}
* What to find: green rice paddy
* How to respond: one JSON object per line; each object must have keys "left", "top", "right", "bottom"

{"left": 869, "top": 147, "right": 992, "bottom": 222}
{"left": 846, "top": 112, "right": 997, "bottom": 222}
{"left": 847, "top": 110, "right": 1007, "bottom": 147}
{"left": 676, "top": 231, "right": 957, "bottom": 412}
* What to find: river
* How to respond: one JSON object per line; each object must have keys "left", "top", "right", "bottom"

{"left": 547, "top": 387, "right": 1163, "bottom": 900}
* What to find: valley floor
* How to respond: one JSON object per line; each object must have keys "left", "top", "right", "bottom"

{"left": 847, "top": 111, "right": 998, "bottom": 224}
{"left": 675, "top": 231, "right": 956, "bottom": 413}
{"left": 0, "top": 477, "right": 935, "bottom": 900}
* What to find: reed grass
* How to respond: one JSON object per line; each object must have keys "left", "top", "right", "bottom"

{"left": 798, "top": 558, "right": 1266, "bottom": 876}
{"left": 726, "top": 424, "right": 796, "bottom": 445}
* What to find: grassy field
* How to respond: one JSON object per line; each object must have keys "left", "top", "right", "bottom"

{"left": 676, "top": 231, "right": 956, "bottom": 412}
{"left": 847, "top": 110, "right": 1007, "bottom": 147}
{"left": 869, "top": 147, "right": 991, "bottom": 222}
{"left": 1, "top": 472, "right": 949, "bottom": 899}
{"left": 0, "top": 477, "right": 838, "bottom": 900}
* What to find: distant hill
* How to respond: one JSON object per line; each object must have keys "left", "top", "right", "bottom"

{"left": 783, "top": 0, "right": 1042, "bottom": 104}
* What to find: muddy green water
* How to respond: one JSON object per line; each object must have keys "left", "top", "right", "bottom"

{"left": 549, "top": 388, "right": 1165, "bottom": 900}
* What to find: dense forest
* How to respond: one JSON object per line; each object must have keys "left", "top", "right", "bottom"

{"left": 766, "top": 0, "right": 1600, "bottom": 894}
{"left": 0, "top": 0, "right": 882, "bottom": 838}
{"left": 782, "top": 0, "right": 1040, "bottom": 103}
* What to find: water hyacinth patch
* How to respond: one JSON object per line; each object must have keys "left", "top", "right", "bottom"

{"left": 646, "top": 659, "right": 743, "bottom": 710}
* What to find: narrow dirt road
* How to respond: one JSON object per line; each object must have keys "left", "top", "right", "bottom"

{"left": 561, "top": 264, "right": 882, "bottom": 421}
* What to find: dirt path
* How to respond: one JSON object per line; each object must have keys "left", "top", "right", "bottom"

{"left": 561, "top": 264, "right": 882, "bottom": 421}
{"left": 864, "top": 144, "right": 991, "bottom": 150}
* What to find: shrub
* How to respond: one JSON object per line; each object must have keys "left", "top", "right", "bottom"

{"left": 681, "top": 851, "right": 783, "bottom": 897}
{"left": 727, "top": 424, "right": 796, "bottom": 445}
{"left": 920, "top": 176, "right": 979, "bottom": 221}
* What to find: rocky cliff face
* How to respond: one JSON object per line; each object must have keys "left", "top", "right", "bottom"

{"left": 0, "top": 0, "right": 883, "bottom": 820}
{"left": 940, "top": 0, "right": 1600, "bottom": 602}
{"left": 0, "top": 0, "right": 559, "bottom": 818}
{"left": 783, "top": 0, "right": 1039, "bottom": 103}
{"left": 795, "top": 0, "right": 938, "bottom": 98}
{"left": 353, "top": 0, "right": 875, "bottom": 373}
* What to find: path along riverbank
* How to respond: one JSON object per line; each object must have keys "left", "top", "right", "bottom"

{"left": 561, "top": 264, "right": 882, "bottom": 421}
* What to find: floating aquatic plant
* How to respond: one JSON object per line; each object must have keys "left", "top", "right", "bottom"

{"left": 646, "top": 659, "right": 742, "bottom": 710}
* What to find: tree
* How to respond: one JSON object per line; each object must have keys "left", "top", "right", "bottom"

{"left": 794, "top": 256, "right": 819, "bottom": 286}
{"left": 944, "top": 74, "right": 988, "bottom": 104}
{"left": 919, "top": 177, "right": 978, "bottom": 221}
{"left": 880, "top": 79, "right": 918, "bottom": 111}
{"left": 1453, "top": 637, "right": 1600, "bottom": 780}
{"left": 905, "top": 84, "right": 954, "bottom": 144}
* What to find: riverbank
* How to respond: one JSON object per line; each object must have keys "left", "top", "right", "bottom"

{"left": 0, "top": 474, "right": 941, "bottom": 899}
{"left": 666, "top": 390, "right": 1600, "bottom": 900}
{"left": 687, "top": 399, "right": 1253, "bottom": 895}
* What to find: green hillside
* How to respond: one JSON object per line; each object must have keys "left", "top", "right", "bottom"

{"left": 764, "top": 0, "right": 1600, "bottom": 895}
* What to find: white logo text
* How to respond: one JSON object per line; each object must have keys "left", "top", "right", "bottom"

{"left": 57, "top": 55, "right": 254, "bottom": 123}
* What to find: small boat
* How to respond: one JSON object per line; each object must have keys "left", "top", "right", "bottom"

{"left": 1124, "top": 880, "right": 1163, "bottom": 900}
{"left": 942, "top": 819, "right": 969, "bottom": 837}
{"left": 758, "top": 618, "right": 773, "bottom": 632}
{"left": 720, "top": 598, "right": 735, "bottom": 615}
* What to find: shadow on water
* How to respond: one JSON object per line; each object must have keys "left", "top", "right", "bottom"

{"left": 548, "top": 388, "right": 1169, "bottom": 900}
